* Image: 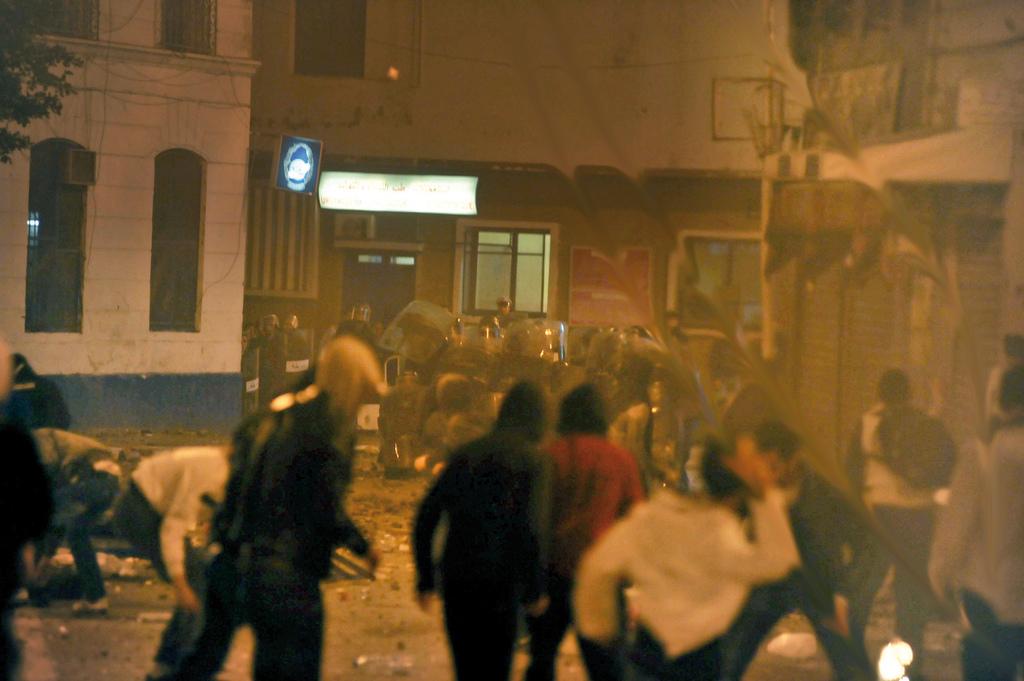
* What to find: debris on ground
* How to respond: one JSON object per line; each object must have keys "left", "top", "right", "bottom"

{"left": 136, "top": 612, "right": 173, "bottom": 624}
{"left": 352, "top": 653, "right": 414, "bottom": 675}
{"left": 765, "top": 632, "right": 818, "bottom": 659}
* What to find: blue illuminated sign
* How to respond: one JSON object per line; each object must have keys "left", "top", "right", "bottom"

{"left": 274, "top": 135, "right": 323, "bottom": 194}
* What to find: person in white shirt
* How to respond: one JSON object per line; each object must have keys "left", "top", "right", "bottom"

{"left": 574, "top": 436, "right": 799, "bottom": 680}
{"left": 844, "top": 369, "right": 956, "bottom": 681}
{"left": 113, "top": 446, "right": 230, "bottom": 681}
{"left": 929, "top": 364, "right": 1024, "bottom": 681}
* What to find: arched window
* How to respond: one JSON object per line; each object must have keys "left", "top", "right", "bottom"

{"left": 26, "top": 138, "right": 87, "bottom": 332}
{"left": 151, "top": 149, "right": 204, "bottom": 331}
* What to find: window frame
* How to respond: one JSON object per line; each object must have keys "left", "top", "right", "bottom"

{"left": 454, "top": 219, "right": 559, "bottom": 319}
{"left": 44, "top": 0, "right": 99, "bottom": 40}
{"left": 149, "top": 148, "right": 206, "bottom": 333}
{"left": 668, "top": 230, "right": 763, "bottom": 331}
{"left": 25, "top": 138, "right": 88, "bottom": 334}
{"left": 160, "top": 0, "right": 217, "bottom": 55}
{"left": 291, "top": 0, "right": 368, "bottom": 79}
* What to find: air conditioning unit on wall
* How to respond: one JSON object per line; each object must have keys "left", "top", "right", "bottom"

{"left": 63, "top": 149, "right": 97, "bottom": 185}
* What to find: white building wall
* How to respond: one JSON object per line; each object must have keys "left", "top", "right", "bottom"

{"left": 0, "top": 1, "right": 256, "bottom": 378}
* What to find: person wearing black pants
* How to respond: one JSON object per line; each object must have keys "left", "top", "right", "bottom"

{"left": 414, "top": 383, "right": 550, "bottom": 681}
{"left": 171, "top": 337, "right": 381, "bottom": 681}
{"left": 629, "top": 628, "right": 721, "bottom": 681}
{"left": 29, "top": 429, "right": 122, "bottom": 613}
{"left": 575, "top": 438, "right": 800, "bottom": 681}
{"left": 723, "top": 575, "right": 867, "bottom": 681}
{"left": 112, "top": 446, "right": 229, "bottom": 680}
{"left": 844, "top": 370, "right": 955, "bottom": 680}
{"left": 527, "top": 574, "right": 626, "bottom": 681}
{"left": 846, "top": 506, "right": 935, "bottom": 675}
{"left": 960, "top": 590, "right": 1024, "bottom": 681}
{"left": 722, "top": 422, "right": 871, "bottom": 681}
{"left": 525, "top": 574, "right": 574, "bottom": 679}
{"left": 525, "top": 385, "right": 643, "bottom": 681}
{"left": 443, "top": 591, "right": 521, "bottom": 679}
{"left": 44, "top": 467, "right": 120, "bottom": 610}
{"left": 0, "top": 418, "right": 53, "bottom": 681}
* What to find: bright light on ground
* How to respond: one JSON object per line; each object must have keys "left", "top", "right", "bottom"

{"left": 878, "top": 639, "right": 914, "bottom": 681}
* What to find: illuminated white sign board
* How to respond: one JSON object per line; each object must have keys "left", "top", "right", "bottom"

{"left": 318, "top": 172, "right": 479, "bottom": 215}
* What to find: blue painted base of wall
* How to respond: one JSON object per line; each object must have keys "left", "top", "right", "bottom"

{"left": 48, "top": 373, "right": 242, "bottom": 431}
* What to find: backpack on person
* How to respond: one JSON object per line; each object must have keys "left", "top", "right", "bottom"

{"left": 877, "top": 405, "right": 957, "bottom": 489}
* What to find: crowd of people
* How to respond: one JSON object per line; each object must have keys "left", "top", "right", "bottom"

{"left": 1, "top": 331, "right": 1023, "bottom": 681}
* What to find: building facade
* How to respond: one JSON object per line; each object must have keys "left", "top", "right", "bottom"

{"left": 244, "top": 0, "right": 795, "bottom": 368}
{"left": 763, "top": 0, "right": 1024, "bottom": 450}
{"left": 0, "top": 0, "right": 257, "bottom": 428}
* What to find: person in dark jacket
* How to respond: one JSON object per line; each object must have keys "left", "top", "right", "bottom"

{"left": 721, "top": 421, "right": 871, "bottom": 681}
{"left": 413, "top": 382, "right": 551, "bottom": 681}
{"left": 1, "top": 421, "right": 53, "bottom": 681}
{"left": 172, "top": 337, "right": 382, "bottom": 681}
{"left": 844, "top": 369, "right": 955, "bottom": 680}
{"left": 526, "top": 384, "right": 645, "bottom": 681}
{"left": 30, "top": 429, "right": 121, "bottom": 614}
{"left": 2, "top": 354, "right": 71, "bottom": 430}
{"left": 1, "top": 342, "right": 54, "bottom": 681}
{"left": 250, "top": 314, "right": 288, "bottom": 407}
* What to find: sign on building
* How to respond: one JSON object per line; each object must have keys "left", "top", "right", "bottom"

{"left": 569, "top": 247, "right": 652, "bottom": 327}
{"left": 318, "top": 172, "right": 478, "bottom": 215}
{"left": 274, "top": 135, "right": 323, "bottom": 194}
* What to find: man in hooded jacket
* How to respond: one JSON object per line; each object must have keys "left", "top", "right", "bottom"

{"left": 414, "top": 382, "right": 550, "bottom": 681}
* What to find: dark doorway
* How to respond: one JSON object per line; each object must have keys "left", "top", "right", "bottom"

{"left": 341, "top": 252, "right": 418, "bottom": 328}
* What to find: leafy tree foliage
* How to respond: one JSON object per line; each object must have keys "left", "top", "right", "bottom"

{"left": 0, "top": 0, "right": 81, "bottom": 163}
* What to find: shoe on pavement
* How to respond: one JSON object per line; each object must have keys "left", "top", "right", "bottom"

{"left": 71, "top": 597, "right": 109, "bottom": 616}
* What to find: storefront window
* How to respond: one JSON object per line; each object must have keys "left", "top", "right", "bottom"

{"left": 679, "top": 236, "right": 762, "bottom": 329}
{"left": 463, "top": 228, "right": 551, "bottom": 315}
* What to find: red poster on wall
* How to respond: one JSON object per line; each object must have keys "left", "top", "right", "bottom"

{"left": 569, "top": 247, "right": 653, "bottom": 327}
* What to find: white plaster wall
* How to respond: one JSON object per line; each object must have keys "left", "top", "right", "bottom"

{"left": 251, "top": 0, "right": 788, "bottom": 173}
{"left": 0, "top": 0, "right": 255, "bottom": 376}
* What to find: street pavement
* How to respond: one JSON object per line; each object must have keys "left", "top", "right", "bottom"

{"left": 13, "top": 446, "right": 967, "bottom": 681}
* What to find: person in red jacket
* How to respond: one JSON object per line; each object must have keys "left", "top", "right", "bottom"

{"left": 526, "top": 384, "right": 645, "bottom": 681}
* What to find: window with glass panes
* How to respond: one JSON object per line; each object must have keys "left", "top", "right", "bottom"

{"left": 150, "top": 149, "right": 204, "bottom": 331}
{"left": 679, "top": 236, "right": 761, "bottom": 329}
{"left": 25, "top": 139, "right": 87, "bottom": 333}
{"left": 463, "top": 229, "right": 551, "bottom": 316}
{"left": 161, "top": 0, "right": 216, "bottom": 55}
{"left": 44, "top": 0, "right": 98, "bottom": 39}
